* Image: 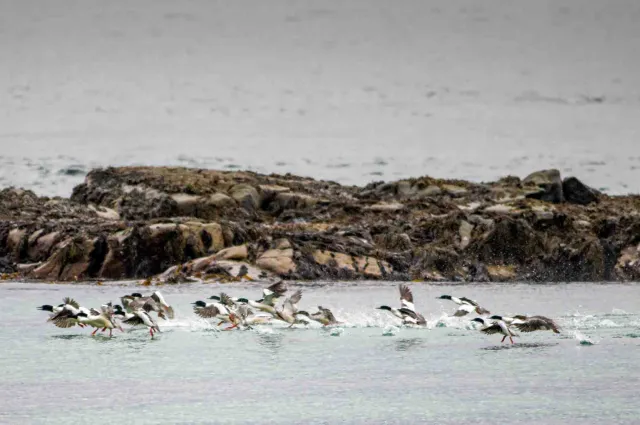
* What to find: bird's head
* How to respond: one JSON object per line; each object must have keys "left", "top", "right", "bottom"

{"left": 489, "top": 315, "right": 503, "bottom": 321}
{"left": 236, "top": 298, "right": 250, "bottom": 304}
{"left": 192, "top": 300, "right": 207, "bottom": 308}
{"left": 377, "top": 305, "right": 392, "bottom": 311}
{"left": 37, "top": 305, "right": 54, "bottom": 312}
{"left": 437, "top": 295, "right": 452, "bottom": 300}
{"left": 208, "top": 295, "right": 220, "bottom": 301}
{"left": 296, "top": 311, "right": 310, "bottom": 317}
{"left": 131, "top": 293, "right": 143, "bottom": 298}
{"left": 471, "top": 317, "right": 485, "bottom": 325}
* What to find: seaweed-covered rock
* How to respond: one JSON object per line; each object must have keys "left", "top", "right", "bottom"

{"left": 1, "top": 166, "right": 639, "bottom": 282}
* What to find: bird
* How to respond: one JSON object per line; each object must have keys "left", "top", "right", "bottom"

{"left": 192, "top": 299, "right": 232, "bottom": 325}
{"left": 472, "top": 317, "right": 517, "bottom": 344}
{"left": 437, "top": 295, "right": 490, "bottom": 317}
{"left": 377, "top": 284, "right": 427, "bottom": 326}
{"left": 234, "top": 281, "right": 289, "bottom": 316}
{"left": 508, "top": 315, "right": 561, "bottom": 334}
{"left": 44, "top": 297, "right": 91, "bottom": 329}
{"left": 77, "top": 304, "right": 123, "bottom": 337}
{"left": 119, "top": 303, "right": 161, "bottom": 338}
{"left": 297, "top": 306, "right": 340, "bottom": 326}
{"left": 124, "top": 291, "right": 175, "bottom": 320}
{"left": 275, "top": 290, "right": 305, "bottom": 327}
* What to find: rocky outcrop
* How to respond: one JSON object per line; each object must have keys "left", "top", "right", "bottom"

{"left": 0, "top": 166, "right": 638, "bottom": 283}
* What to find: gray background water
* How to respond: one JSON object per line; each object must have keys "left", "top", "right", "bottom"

{"left": 1, "top": 0, "right": 640, "bottom": 196}
{"left": 1, "top": 282, "right": 639, "bottom": 424}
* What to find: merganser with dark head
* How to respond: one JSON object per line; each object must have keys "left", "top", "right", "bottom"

{"left": 192, "top": 299, "right": 232, "bottom": 325}
{"left": 437, "top": 295, "right": 490, "bottom": 317}
{"left": 43, "top": 297, "right": 90, "bottom": 329}
{"left": 297, "top": 306, "right": 341, "bottom": 326}
{"left": 378, "top": 285, "right": 426, "bottom": 326}
{"left": 123, "top": 309, "right": 161, "bottom": 338}
{"left": 472, "top": 317, "right": 517, "bottom": 344}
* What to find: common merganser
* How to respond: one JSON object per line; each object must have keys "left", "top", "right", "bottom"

{"left": 234, "top": 281, "right": 289, "bottom": 316}
{"left": 44, "top": 298, "right": 91, "bottom": 329}
{"left": 437, "top": 295, "right": 490, "bottom": 316}
{"left": 472, "top": 317, "right": 517, "bottom": 344}
{"left": 122, "top": 291, "right": 174, "bottom": 319}
{"left": 192, "top": 300, "right": 232, "bottom": 325}
{"left": 122, "top": 308, "right": 161, "bottom": 338}
{"left": 260, "top": 280, "right": 288, "bottom": 307}
{"left": 377, "top": 284, "right": 426, "bottom": 326}
{"left": 297, "top": 306, "right": 340, "bottom": 326}
{"left": 275, "top": 290, "right": 305, "bottom": 327}
{"left": 78, "top": 304, "right": 123, "bottom": 337}
{"left": 507, "top": 315, "right": 561, "bottom": 334}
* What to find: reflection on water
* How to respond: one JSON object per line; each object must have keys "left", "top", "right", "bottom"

{"left": 481, "top": 342, "right": 559, "bottom": 352}
{"left": 392, "top": 338, "right": 425, "bottom": 352}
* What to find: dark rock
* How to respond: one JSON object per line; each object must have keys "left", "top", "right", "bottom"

{"left": 563, "top": 177, "right": 599, "bottom": 205}
{"left": 523, "top": 169, "right": 564, "bottom": 203}
{"left": 0, "top": 256, "right": 16, "bottom": 273}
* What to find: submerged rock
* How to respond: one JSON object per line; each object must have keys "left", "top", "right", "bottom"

{"left": 1, "top": 166, "right": 639, "bottom": 282}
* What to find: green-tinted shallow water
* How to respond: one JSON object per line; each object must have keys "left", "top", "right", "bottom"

{"left": 1, "top": 282, "right": 639, "bottom": 424}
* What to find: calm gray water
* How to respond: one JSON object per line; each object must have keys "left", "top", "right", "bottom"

{"left": 1, "top": 0, "right": 640, "bottom": 196}
{"left": 1, "top": 281, "right": 639, "bottom": 424}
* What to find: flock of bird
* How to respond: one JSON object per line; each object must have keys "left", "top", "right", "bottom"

{"left": 37, "top": 282, "right": 561, "bottom": 343}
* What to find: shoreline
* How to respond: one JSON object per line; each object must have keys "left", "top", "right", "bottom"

{"left": 2, "top": 166, "right": 640, "bottom": 284}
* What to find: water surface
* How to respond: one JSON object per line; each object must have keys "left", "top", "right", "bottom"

{"left": 1, "top": 281, "right": 639, "bottom": 424}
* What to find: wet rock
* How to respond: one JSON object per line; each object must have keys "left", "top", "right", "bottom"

{"left": 472, "top": 218, "right": 545, "bottom": 265}
{"left": 523, "top": 169, "right": 564, "bottom": 203}
{"left": 563, "top": 177, "right": 599, "bottom": 205}
{"left": 230, "top": 184, "right": 259, "bottom": 212}
{"left": 458, "top": 220, "right": 473, "bottom": 250}
{"left": 486, "top": 265, "right": 517, "bottom": 282}
{"left": 614, "top": 244, "right": 640, "bottom": 280}
{"left": 3, "top": 166, "right": 640, "bottom": 282}
{"left": 0, "top": 256, "right": 16, "bottom": 273}
{"left": 256, "top": 248, "right": 296, "bottom": 275}
{"left": 214, "top": 244, "right": 248, "bottom": 261}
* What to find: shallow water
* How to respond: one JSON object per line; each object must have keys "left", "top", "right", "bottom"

{"left": 1, "top": 281, "right": 639, "bottom": 424}
{"left": 1, "top": 0, "right": 640, "bottom": 196}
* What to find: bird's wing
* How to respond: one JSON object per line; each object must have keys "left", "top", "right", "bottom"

{"left": 282, "top": 290, "right": 302, "bottom": 316}
{"left": 453, "top": 303, "right": 475, "bottom": 317}
{"left": 51, "top": 316, "right": 77, "bottom": 328}
{"left": 265, "top": 280, "right": 288, "bottom": 296}
{"left": 288, "top": 290, "right": 302, "bottom": 306}
{"left": 399, "top": 284, "right": 414, "bottom": 304}
{"left": 89, "top": 308, "right": 101, "bottom": 316}
{"left": 480, "top": 323, "right": 503, "bottom": 335}
{"left": 62, "top": 297, "right": 80, "bottom": 309}
{"left": 194, "top": 304, "right": 221, "bottom": 319}
{"left": 219, "top": 293, "right": 236, "bottom": 307}
{"left": 459, "top": 297, "right": 479, "bottom": 307}
{"left": 141, "top": 299, "right": 160, "bottom": 313}
{"left": 48, "top": 307, "right": 74, "bottom": 322}
{"left": 123, "top": 315, "right": 145, "bottom": 326}
{"left": 475, "top": 306, "right": 491, "bottom": 315}
{"left": 513, "top": 317, "right": 551, "bottom": 332}
{"left": 398, "top": 307, "right": 419, "bottom": 320}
